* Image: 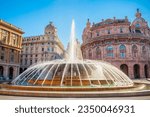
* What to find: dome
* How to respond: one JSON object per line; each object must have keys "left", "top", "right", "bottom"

{"left": 45, "top": 22, "right": 57, "bottom": 34}
{"left": 132, "top": 17, "right": 146, "bottom": 24}
{"left": 132, "top": 9, "right": 147, "bottom": 26}
{"left": 104, "top": 19, "right": 113, "bottom": 24}
{"left": 12, "top": 59, "right": 133, "bottom": 87}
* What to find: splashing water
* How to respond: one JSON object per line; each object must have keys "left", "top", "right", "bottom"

{"left": 12, "top": 20, "right": 133, "bottom": 87}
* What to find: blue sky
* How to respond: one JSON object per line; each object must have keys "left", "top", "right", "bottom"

{"left": 0, "top": 0, "right": 150, "bottom": 48}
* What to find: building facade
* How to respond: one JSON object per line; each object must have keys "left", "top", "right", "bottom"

{"left": 81, "top": 9, "right": 150, "bottom": 79}
{"left": 0, "top": 20, "right": 24, "bottom": 80}
{"left": 20, "top": 22, "right": 64, "bottom": 72}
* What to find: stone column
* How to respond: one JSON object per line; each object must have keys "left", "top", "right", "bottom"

{"left": 15, "top": 51, "right": 18, "bottom": 64}
{"left": 102, "top": 45, "right": 105, "bottom": 60}
{"left": 6, "top": 33, "right": 9, "bottom": 45}
{"left": 9, "top": 32, "right": 11, "bottom": 45}
{"left": 7, "top": 32, "right": 10, "bottom": 45}
{"left": 14, "top": 66, "right": 19, "bottom": 78}
{"left": 13, "top": 67, "right": 17, "bottom": 79}
{"left": 128, "top": 63, "right": 134, "bottom": 79}
{"left": 18, "top": 36, "right": 21, "bottom": 48}
{"left": 128, "top": 43, "right": 132, "bottom": 59}
{"left": 114, "top": 45, "right": 118, "bottom": 59}
{"left": 126, "top": 44, "right": 130, "bottom": 59}
{"left": 4, "top": 65, "right": 9, "bottom": 80}
{"left": 15, "top": 38, "right": 17, "bottom": 47}
{"left": 18, "top": 51, "right": 20, "bottom": 64}
{"left": 6, "top": 48, "right": 10, "bottom": 63}
{"left": 20, "top": 36, "right": 22, "bottom": 48}
{"left": 101, "top": 45, "right": 103, "bottom": 60}
{"left": 148, "top": 65, "right": 150, "bottom": 78}
{"left": 140, "top": 64, "right": 145, "bottom": 78}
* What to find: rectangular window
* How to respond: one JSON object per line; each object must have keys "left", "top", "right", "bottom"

{"left": 26, "top": 48, "right": 28, "bottom": 51}
{"left": 25, "top": 59, "right": 27, "bottom": 65}
{"left": 47, "top": 47, "right": 51, "bottom": 52}
{"left": 1, "top": 53, "right": 4, "bottom": 61}
{"left": 10, "top": 54, "right": 14, "bottom": 62}
{"left": 30, "top": 60, "right": 32, "bottom": 65}
{"left": 52, "top": 48, "right": 54, "bottom": 52}
{"left": 21, "top": 59, "right": 22, "bottom": 64}
{"left": 2, "top": 47, "right": 5, "bottom": 51}
{"left": 35, "top": 47, "right": 38, "bottom": 51}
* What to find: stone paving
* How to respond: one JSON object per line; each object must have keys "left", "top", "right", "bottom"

{"left": 0, "top": 95, "right": 150, "bottom": 100}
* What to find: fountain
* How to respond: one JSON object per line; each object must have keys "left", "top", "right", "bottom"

{"left": 11, "top": 20, "right": 133, "bottom": 88}
{"left": 0, "top": 20, "right": 150, "bottom": 98}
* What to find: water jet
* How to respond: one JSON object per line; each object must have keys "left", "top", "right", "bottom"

{"left": 0, "top": 20, "right": 150, "bottom": 98}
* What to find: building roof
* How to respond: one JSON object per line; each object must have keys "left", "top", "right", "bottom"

{"left": 0, "top": 19, "right": 24, "bottom": 34}
{"left": 92, "top": 18, "right": 129, "bottom": 28}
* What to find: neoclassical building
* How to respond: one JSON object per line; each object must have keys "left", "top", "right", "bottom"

{"left": 20, "top": 22, "right": 64, "bottom": 72}
{"left": 0, "top": 19, "right": 24, "bottom": 80}
{"left": 81, "top": 9, "right": 150, "bottom": 79}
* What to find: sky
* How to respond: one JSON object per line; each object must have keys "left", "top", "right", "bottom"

{"left": 0, "top": 0, "right": 150, "bottom": 48}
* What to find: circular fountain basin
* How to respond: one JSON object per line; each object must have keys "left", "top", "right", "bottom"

{"left": 0, "top": 82, "right": 150, "bottom": 98}
{"left": 12, "top": 60, "right": 133, "bottom": 88}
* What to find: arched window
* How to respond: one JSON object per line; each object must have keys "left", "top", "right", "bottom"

{"left": 9, "top": 67, "right": 13, "bottom": 79}
{"left": 132, "top": 45, "right": 138, "bottom": 58}
{"left": 96, "top": 31, "right": 99, "bottom": 36}
{"left": 134, "top": 64, "right": 140, "bottom": 79}
{"left": 19, "top": 68, "right": 23, "bottom": 74}
{"left": 107, "top": 29, "right": 111, "bottom": 34}
{"left": 89, "top": 49, "right": 92, "bottom": 59}
{"left": 96, "top": 47, "right": 101, "bottom": 59}
{"left": 0, "top": 66, "right": 4, "bottom": 77}
{"left": 120, "top": 27, "right": 123, "bottom": 33}
{"left": 135, "top": 23, "right": 140, "bottom": 28}
{"left": 120, "top": 64, "right": 128, "bottom": 76}
{"left": 144, "top": 64, "right": 148, "bottom": 78}
{"left": 106, "top": 46, "right": 114, "bottom": 57}
{"left": 119, "top": 44, "right": 126, "bottom": 58}
{"left": 142, "top": 46, "right": 146, "bottom": 57}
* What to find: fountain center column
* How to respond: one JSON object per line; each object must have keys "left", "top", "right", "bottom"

{"left": 68, "top": 19, "right": 76, "bottom": 61}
